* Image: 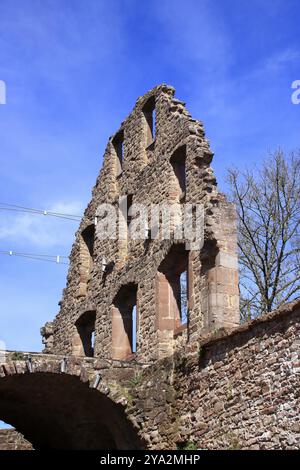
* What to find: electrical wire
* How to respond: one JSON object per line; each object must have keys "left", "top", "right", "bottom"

{"left": 0, "top": 203, "right": 77, "bottom": 264}
{"left": 0, "top": 203, "right": 82, "bottom": 222}
{"left": 0, "top": 250, "right": 69, "bottom": 265}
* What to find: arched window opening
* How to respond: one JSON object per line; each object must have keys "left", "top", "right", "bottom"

{"left": 180, "top": 270, "right": 188, "bottom": 324}
{"left": 156, "top": 244, "right": 189, "bottom": 333}
{"left": 126, "top": 194, "right": 133, "bottom": 229}
{"left": 113, "top": 130, "right": 124, "bottom": 176}
{"left": 143, "top": 96, "right": 156, "bottom": 148}
{"left": 170, "top": 146, "right": 186, "bottom": 200}
{"left": 117, "top": 195, "right": 133, "bottom": 267}
{"left": 112, "top": 284, "right": 138, "bottom": 360}
{"left": 74, "top": 310, "right": 96, "bottom": 357}
{"left": 132, "top": 305, "right": 137, "bottom": 353}
{"left": 78, "top": 224, "right": 95, "bottom": 297}
{"left": 82, "top": 224, "right": 95, "bottom": 262}
{"left": 91, "top": 330, "right": 96, "bottom": 352}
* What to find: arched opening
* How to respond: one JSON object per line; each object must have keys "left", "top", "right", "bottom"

{"left": 73, "top": 310, "right": 96, "bottom": 357}
{"left": 143, "top": 96, "right": 156, "bottom": 148}
{"left": 78, "top": 224, "right": 95, "bottom": 297}
{"left": 82, "top": 224, "right": 95, "bottom": 263}
{"left": 156, "top": 244, "right": 189, "bottom": 331}
{"left": 156, "top": 244, "right": 190, "bottom": 357}
{"left": 170, "top": 145, "right": 186, "bottom": 201}
{"left": 112, "top": 283, "right": 138, "bottom": 360}
{"left": 118, "top": 195, "right": 134, "bottom": 266}
{"left": 179, "top": 270, "right": 188, "bottom": 324}
{"left": 113, "top": 129, "right": 124, "bottom": 177}
{"left": 126, "top": 194, "right": 133, "bottom": 230}
{"left": 0, "top": 372, "right": 143, "bottom": 450}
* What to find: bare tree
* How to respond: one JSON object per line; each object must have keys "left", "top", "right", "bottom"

{"left": 227, "top": 149, "right": 300, "bottom": 321}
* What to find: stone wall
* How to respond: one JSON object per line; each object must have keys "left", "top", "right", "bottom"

{"left": 0, "top": 429, "right": 33, "bottom": 450}
{"left": 42, "top": 84, "right": 239, "bottom": 363}
{"left": 1, "top": 301, "right": 299, "bottom": 449}
{"left": 13, "top": 83, "right": 297, "bottom": 451}
{"left": 128, "top": 300, "right": 300, "bottom": 450}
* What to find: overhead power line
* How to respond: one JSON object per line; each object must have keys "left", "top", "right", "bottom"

{"left": 0, "top": 203, "right": 82, "bottom": 221}
{"left": 0, "top": 250, "right": 69, "bottom": 265}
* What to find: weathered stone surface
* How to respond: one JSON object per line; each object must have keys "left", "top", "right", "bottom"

{"left": 1, "top": 86, "right": 299, "bottom": 450}
{"left": 0, "top": 429, "right": 33, "bottom": 450}
{"left": 172, "top": 300, "right": 300, "bottom": 450}
{"left": 1, "top": 301, "right": 300, "bottom": 449}
{"left": 42, "top": 84, "right": 239, "bottom": 362}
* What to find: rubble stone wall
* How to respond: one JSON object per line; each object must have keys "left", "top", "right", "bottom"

{"left": 43, "top": 84, "right": 239, "bottom": 363}
{"left": 128, "top": 301, "right": 300, "bottom": 450}
{"left": 0, "top": 301, "right": 299, "bottom": 450}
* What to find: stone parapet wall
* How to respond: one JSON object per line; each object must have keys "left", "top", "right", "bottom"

{"left": 127, "top": 300, "right": 300, "bottom": 449}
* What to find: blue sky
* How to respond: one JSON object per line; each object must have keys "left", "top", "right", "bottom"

{"left": 0, "top": 0, "right": 299, "bottom": 352}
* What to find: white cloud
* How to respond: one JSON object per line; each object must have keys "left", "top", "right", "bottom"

{"left": 0, "top": 201, "right": 83, "bottom": 249}
{"left": 263, "top": 48, "right": 299, "bottom": 73}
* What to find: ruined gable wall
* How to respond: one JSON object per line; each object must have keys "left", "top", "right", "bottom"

{"left": 46, "top": 85, "right": 239, "bottom": 362}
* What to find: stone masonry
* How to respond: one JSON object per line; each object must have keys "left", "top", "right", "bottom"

{"left": 1, "top": 85, "right": 299, "bottom": 450}
{"left": 0, "top": 429, "right": 33, "bottom": 450}
{"left": 42, "top": 84, "right": 239, "bottom": 362}
{"left": 0, "top": 300, "right": 299, "bottom": 449}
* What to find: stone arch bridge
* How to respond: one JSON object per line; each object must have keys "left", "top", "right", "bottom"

{"left": 0, "top": 352, "right": 157, "bottom": 449}
{"left": 1, "top": 301, "right": 300, "bottom": 450}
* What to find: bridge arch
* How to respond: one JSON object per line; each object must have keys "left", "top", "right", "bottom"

{"left": 0, "top": 359, "right": 143, "bottom": 450}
